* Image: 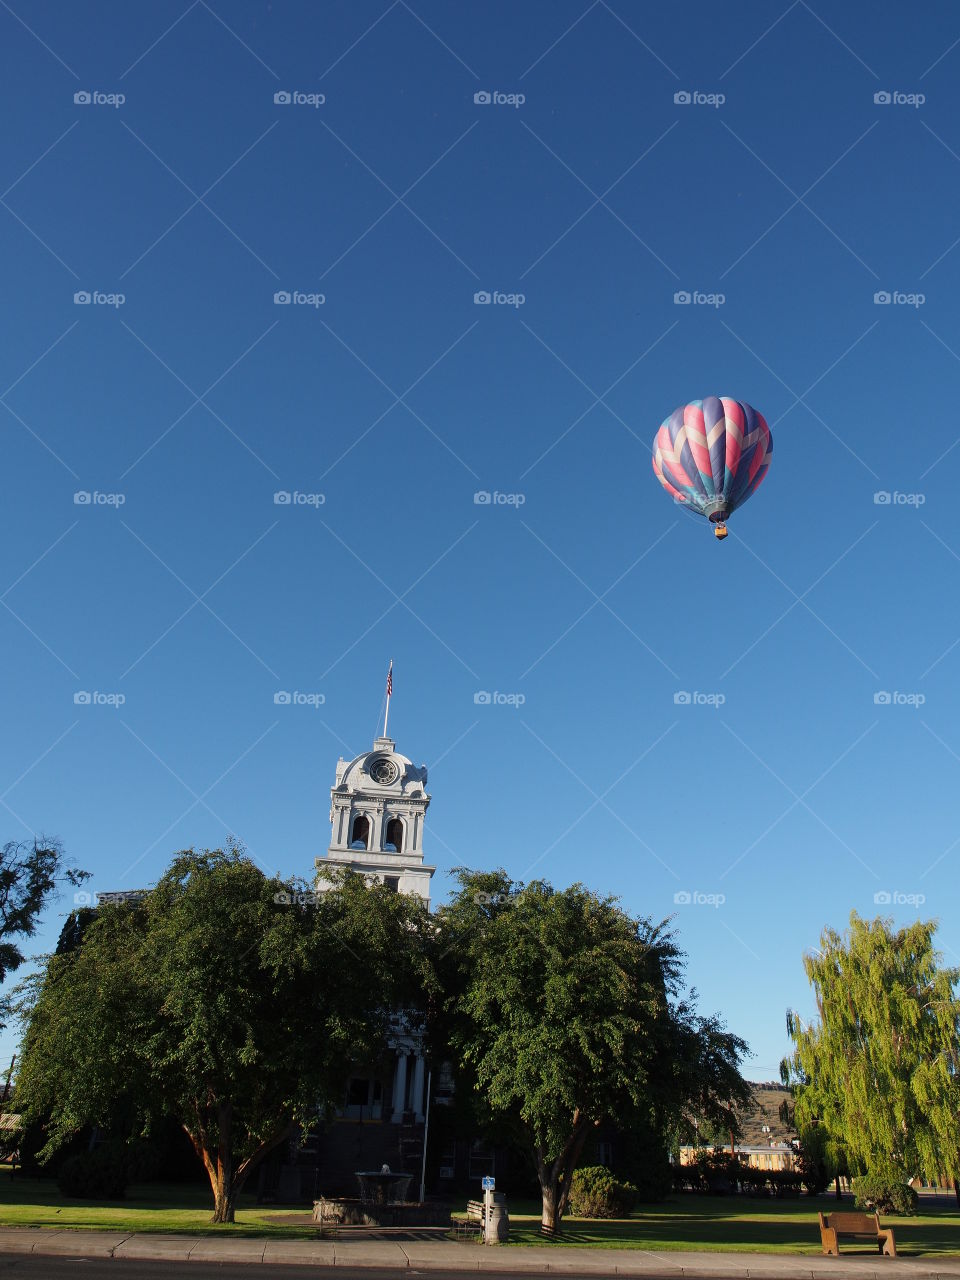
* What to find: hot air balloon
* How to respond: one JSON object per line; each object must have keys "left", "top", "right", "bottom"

{"left": 651, "top": 397, "right": 772, "bottom": 539}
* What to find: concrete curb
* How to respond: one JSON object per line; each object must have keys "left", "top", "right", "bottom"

{"left": 0, "top": 1229, "right": 958, "bottom": 1274}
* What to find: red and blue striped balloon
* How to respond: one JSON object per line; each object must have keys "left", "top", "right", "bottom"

{"left": 651, "top": 397, "right": 772, "bottom": 533}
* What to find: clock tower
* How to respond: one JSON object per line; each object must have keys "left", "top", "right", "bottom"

{"left": 315, "top": 734, "right": 435, "bottom": 905}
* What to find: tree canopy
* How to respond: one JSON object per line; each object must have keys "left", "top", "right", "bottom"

{"left": 434, "top": 868, "right": 750, "bottom": 1234}
{"left": 782, "top": 911, "right": 960, "bottom": 1198}
{"left": 15, "top": 847, "right": 430, "bottom": 1221}
{"left": 0, "top": 836, "right": 87, "bottom": 1029}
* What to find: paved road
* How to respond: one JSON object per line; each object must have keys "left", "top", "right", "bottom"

{"left": 0, "top": 1261, "right": 559, "bottom": 1280}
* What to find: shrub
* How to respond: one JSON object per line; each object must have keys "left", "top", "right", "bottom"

{"left": 767, "top": 1169, "right": 804, "bottom": 1198}
{"left": 568, "top": 1166, "right": 638, "bottom": 1218}
{"left": 57, "top": 1144, "right": 130, "bottom": 1200}
{"left": 852, "top": 1168, "right": 918, "bottom": 1216}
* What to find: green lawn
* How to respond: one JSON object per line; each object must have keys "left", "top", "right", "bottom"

{"left": 0, "top": 1173, "right": 958, "bottom": 1256}
{"left": 0, "top": 1174, "right": 319, "bottom": 1237}
{"left": 502, "top": 1194, "right": 960, "bottom": 1256}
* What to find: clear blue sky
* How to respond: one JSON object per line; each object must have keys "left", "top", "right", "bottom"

{"left": 3, "top": 0, "right": 960, "bottom": 1082}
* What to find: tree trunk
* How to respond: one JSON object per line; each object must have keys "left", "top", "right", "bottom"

{"left": 540, "top": 1180, "right": 560, "bottom": 1235}
{"left": 535, "top": 1113, "right": 594, "bottom": 1237}
{"left": 954, "top": 1179, "right": 960, "bottom": 1209}
{"left": 835, "top": 1175, "right": 842, "bottom": 1199}
{"left": 184, "top": 1109, "right": 297, "bottom": 1226}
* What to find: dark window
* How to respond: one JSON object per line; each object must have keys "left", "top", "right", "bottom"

{"left": 385, "top": 817, "right": 404, "bottom": 852}
{"left": 468, "top": 1140, "right": 494, "bottom": 1178}
{"left": 383, "top": 876, "right": 400, "bottom": 893}
{"left": 347, "top": 1077, "right": 369, "bottom": 1106}
{"left": 350, "top": 814, "right": 370, "bottom": 849}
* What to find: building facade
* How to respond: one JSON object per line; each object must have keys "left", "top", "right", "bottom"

{"left": 315, "top": 733, "right": 435, "bottom": 1129}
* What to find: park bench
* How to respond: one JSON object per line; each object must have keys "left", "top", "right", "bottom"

{"left": 818, "top": 1211, "right": 897, "bottom": 1257}
{"left": 450, "top": 1199, "right": 485, "bottom": 1241}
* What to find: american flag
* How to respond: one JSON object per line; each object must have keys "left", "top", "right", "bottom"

{"left": 386, "top": 663, "right": 393, "bottom": 697}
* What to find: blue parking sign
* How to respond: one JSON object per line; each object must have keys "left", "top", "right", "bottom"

{"left": 481, "top": 1176, "right": 495, "bottom": 1190}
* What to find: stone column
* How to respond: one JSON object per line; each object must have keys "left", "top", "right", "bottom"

{"left": 391, "top": 1053, "right": 407, "bottom": 1123}
{"left": 411, "top": 1054, "right": 426, "bottom": 1121}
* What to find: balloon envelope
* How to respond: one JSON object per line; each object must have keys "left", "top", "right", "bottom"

{"left": 652, "top": 397, "right": 772, "bottom": 525}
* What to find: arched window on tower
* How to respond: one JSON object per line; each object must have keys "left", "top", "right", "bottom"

{"left": 385, "top": 817, "right": 404, "bottom": 853}
{"left": 350, "top": 814, "right": 370, "bottom": 850}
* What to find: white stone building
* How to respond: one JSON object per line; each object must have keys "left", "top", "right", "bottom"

{"left": 315, "top": 732, "right": 435, "bottom": 1124}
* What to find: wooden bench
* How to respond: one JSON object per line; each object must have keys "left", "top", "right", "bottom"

{"left": 818, "top": 1211, "right": 897, "bottom": 1256}
{"left": 450, "top": 1199, "right": 485, "bottom": 1241}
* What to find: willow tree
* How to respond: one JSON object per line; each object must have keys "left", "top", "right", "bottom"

{"left": 16, "top": 847, "right": 429, "bottom": 1222}
{"left": 782, "top": 911, "right": 960, "bottom": 1202}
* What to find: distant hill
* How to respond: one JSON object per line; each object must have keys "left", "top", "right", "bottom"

{"left": 736, "top": 1082, "right": 797, "bottom": 1145}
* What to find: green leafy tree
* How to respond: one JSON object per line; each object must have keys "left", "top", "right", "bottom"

{"left": 16, "top": 847, "right": 429, "bottom": 1222}
{"left": 782, "top": 911, "right": 960, "bottom": 1204}
{"left": 435, "top": 869, "right": 749, "bottom": 1235}
{"left": 0, "top": 837, "right": 87, "bottom": 1024}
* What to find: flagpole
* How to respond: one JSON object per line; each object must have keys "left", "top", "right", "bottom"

{"left": 383, "top": 660, "right": 393, "bottom": 737}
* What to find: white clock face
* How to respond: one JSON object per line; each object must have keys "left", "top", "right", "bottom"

{"left": 370, "top": 756, "right": 399, "bottom": 785}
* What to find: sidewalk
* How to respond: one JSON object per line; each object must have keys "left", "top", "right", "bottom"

{"left": 0, "top": 1229, "right": 959, "bottom": 1276}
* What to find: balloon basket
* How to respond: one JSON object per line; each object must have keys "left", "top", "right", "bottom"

{"left": 714, "top": 523, "right": 728, "bottom": 540}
